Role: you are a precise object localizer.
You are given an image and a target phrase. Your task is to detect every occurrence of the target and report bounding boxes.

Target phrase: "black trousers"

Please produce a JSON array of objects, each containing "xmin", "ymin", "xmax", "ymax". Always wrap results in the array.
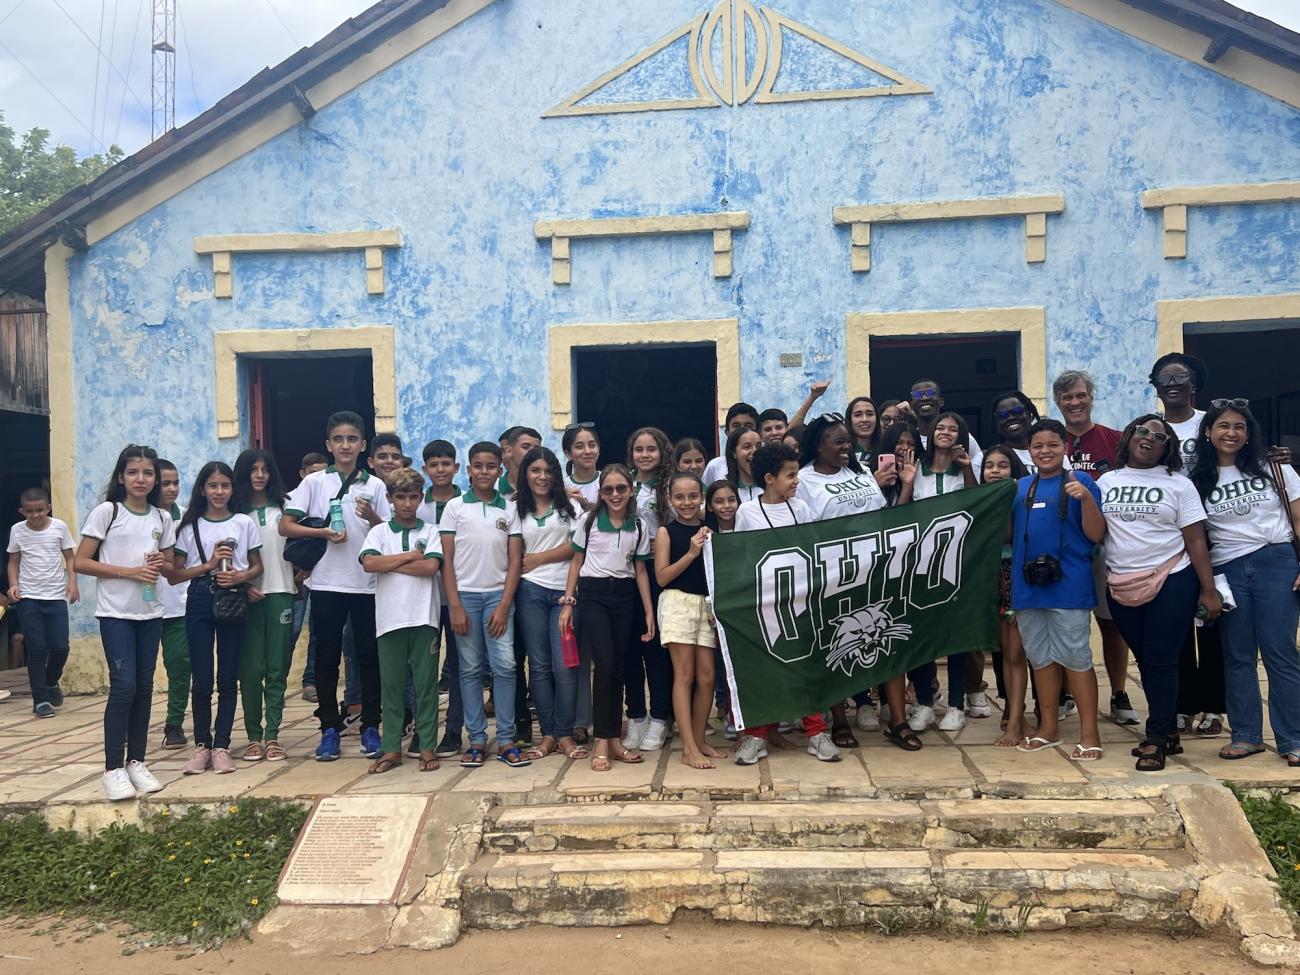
[
  {"xmin": 574, "ymin": 576, "xmax": 637, "ymax": 740},
  {"xmin": 310, "ymin": 591, "xmax": 380, "ymax": 734},
  {"xmin": 1177, "ymin": 620, "xmax": 1226, "ymax": 715}
]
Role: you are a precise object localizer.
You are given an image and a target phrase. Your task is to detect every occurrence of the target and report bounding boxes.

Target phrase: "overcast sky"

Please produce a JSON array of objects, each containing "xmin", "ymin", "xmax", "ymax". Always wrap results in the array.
[{"xmin": 1, "ymin": 0, "xmax": 1298, "ymax": 158}]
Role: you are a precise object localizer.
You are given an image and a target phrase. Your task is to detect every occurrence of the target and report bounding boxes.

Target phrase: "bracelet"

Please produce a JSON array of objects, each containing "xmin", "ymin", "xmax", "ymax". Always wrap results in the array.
[{"xmin": 559, "ymin": 594, "xmax": 576, "ymax": 606}]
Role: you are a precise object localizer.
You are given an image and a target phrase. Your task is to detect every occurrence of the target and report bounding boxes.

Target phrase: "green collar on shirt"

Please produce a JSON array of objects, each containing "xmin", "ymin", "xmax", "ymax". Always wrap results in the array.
[
  {"xmin": 388, "ymin": 518, "xmax": 424, "ymax": 532},
  {"xmin": 169, "ymin": 502, "xmax": 182, "ymax": 520},
  {"xmin": 596, "ymin": 510, "xmax": 637, "ymax": 533},
  {"xmin": 325, "ymin": 465, "xmax": 371, "ymax": 482},
  {"xmin": 529, "ymin": 505, "xmax": 561, "ymax": 525},
  {"xmin": 461, "ymin": 488, "xmax": 507, "ymax": 509},
  {"xmin": 921, "ymin": 462, "xmax": 959, "ymax": 478}
]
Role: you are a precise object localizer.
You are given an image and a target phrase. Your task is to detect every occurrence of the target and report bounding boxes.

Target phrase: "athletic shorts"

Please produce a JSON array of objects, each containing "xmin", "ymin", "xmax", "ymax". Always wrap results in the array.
[
  {"xmin": 1016, "ymin": 608, "xmax": 1093, "ymax": 672},
  {"xmin": 657, "ymin": 589, "xmax": 717, "ymax": 648}
]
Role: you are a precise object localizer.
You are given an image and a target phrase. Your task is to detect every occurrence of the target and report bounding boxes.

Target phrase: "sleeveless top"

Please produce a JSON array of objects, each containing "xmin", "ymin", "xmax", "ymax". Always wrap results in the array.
[{"xmin": 664, "ymin": 521, "xmax": 708, "ymax": 596}]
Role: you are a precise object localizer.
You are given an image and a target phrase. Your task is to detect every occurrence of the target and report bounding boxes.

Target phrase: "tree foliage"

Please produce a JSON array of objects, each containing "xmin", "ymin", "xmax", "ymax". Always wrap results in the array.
[{"xmin": 0, "ymin": 111, "xmax": 124, "ymax": 235}]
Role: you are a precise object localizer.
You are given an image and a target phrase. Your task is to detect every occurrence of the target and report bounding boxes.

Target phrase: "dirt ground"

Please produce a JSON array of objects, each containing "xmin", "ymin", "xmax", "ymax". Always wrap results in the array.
[{"xmin": 1, "ymin": 916, "xmax": 1272, "ymax": 975}]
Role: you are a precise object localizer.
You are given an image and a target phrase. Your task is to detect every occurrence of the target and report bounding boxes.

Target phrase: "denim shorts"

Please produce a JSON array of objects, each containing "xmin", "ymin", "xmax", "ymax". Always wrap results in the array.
[{"xmin": 1016, "ymin": 607, "xmax": 1093, "ymax": 671}]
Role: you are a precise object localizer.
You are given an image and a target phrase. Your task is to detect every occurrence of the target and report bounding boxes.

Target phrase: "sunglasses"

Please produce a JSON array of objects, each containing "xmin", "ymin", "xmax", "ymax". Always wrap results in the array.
[
  {"xmin": 996, "ymin": 405, "xmax": 1028, "ymax": 421},
  {"xmin": 1211, "ymin": 398, "xmax": 1249, "ymax": 410},
  {"xmin": 910, "ymin": 389, "xmax": 940, "ymax": 400},
  {"xmin": 565, "ymin": 421, "xmax": 595, "ymax": 432},
  {"xmin": 1133, "ymin": 425, "xmax": 1171, "ymax": 444},
  {"xmin": 1151, "ymin": 372, "xmax": 1192, "ymax": 388},
  {"xmin": 600, "ymin": 484, "xmax": 631, "ymax": 496}
]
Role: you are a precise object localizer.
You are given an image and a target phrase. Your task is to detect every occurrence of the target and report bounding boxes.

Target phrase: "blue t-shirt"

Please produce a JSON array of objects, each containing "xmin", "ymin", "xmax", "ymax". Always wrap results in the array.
[{"xmin": 1010, "ymin": 471, "xmax": 1101, "ymax": 611}]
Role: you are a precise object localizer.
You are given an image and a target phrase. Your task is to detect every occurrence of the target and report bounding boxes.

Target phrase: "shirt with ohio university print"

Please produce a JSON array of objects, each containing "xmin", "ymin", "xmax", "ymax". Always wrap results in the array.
[
  {"xmin": 285, "ymin": 466, "xmax": 391, "ymax": 594},
  {"xmin": 1204, "ymin": 464, "xmax": 1300, "ymax": 566},
  {"xmin": 796, "ymin": 465, "xmax": 886, "ymax": 522},
  {"xmin": 439, "ymin": 489, "xmax": 520, "ymax": 592}
]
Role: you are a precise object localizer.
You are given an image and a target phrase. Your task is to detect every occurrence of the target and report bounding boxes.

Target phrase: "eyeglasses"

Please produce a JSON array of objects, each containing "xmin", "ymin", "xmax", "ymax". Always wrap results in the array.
[
  {"xmin": 996, "ymin": 405, "xmax": 1027, "ymax": 421},
  {"xmin": 565, "ymin": 421, "xmax": 595, "ymax": 432},
  {"xmin": 600, "ymin": 484, "xmax": 631, "ymax": 496},
  {"xmin": 1151, "ymin": 372, "xmax": 1192, "ymax": 388},
  {"xmin": 1133, "ymin": 425, "xmax": 1171, "ymax": 444},
  {"xmin": 910, "ymin": 389, "xmax": 940, "ymax": 400},
  {"xmin": 1211, "ymin": 398, "xmax": 1249, "ymax": 410}
]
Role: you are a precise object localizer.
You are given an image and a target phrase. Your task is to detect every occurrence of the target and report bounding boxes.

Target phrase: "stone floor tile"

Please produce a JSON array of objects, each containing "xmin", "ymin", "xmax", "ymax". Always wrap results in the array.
[
  {"xmin": 716, "ymin": 849, "xmax": 931, "ymax": 870},
  {"xmin": 55, "ymin": 763, "xmax": 188, "ymax": 801},
  {"xmin": 765, "ymin": 745, "xmax": 873, "ymax": 793},
  {"xmin": 451, "ymin": 755, "xmax": 566, "ymax": 793},
  {"xmin": 557, "ymin": 755, "xmax": 656, "ymax": 797},
  {"xmin": 941, "ymin": 849, "xmax": 1180, "ymax": 871},
  {"xmin": 247, "ymin": 757, "xmax": 369, "ymax": 798},
  {"xmin": 147, "ymin": 759, "xmax": 284, "ymax": 800},
  {"xmin": 0, "ymin": 763, "xmax": 100, "ymax": 802},
  {"xmin": 342, "ymin": 760, "xmax": 468, "ymax": 795},
  {"xmin": 661, "ymin": 753, "xmax": 761, "ymax": 794},
  {"xmin": 964, "ymin": 744, "xmax": 1090, "ymax": 784},
  {"xmin": 864, "ymin": 742, "xmax": 972, "ymax": 786},
  {"xmin": 493, "ymin": 850, "xmax": 707, "ymax": 874}
]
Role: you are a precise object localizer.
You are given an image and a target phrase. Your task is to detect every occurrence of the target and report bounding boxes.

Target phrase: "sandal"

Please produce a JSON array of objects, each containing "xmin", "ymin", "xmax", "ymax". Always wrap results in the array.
[
  {"xmin": 1286, "ymin": 752, "xmax": 1300, "ymax": 768},
  {"xmin": 1134, "ymin": 739, "xmax": 1167, "ymax": 772},
  {"xmin": 559, "ymin": 738, "xmax": 590, "ymax": 760},
  {"xmin": 831, "ymin": 722, "xmax": 860, "ymax": 749},
  {"xmin": 883, "ymin": 722, "xmax": 922, "ymax": 751},
  {"xmin": 1016, "ymin": 736, "xmax": 1062, "ymax": 753},
  {"xmin": 524, "ymin": 736, "xmax": 557, "ymax": 761},
  {"xmin": 418, "ymin": 751, "xmax": 440, "ymax": 772},
  {"xmin": 242, "ymin": 741, "xmax": 264, "ymax": 762},
  {"xmin": 459, "ymin": 746, "xmax": 486, "ymax": 768},
  {"xmin": 573, "ymin": 728, "xmax": 590, "ymax": 746},
  {"xmin": 613, "ymin": 748, "xmax": 643, "ymax": 764},
  {"xmin": 1219, "ymin": 742, "xmax": 1266, "ymax": 760},
  {"xmin": 368, "ymin": 753, "xmax": 402, "ymax": 775},
  {"xmin": 591, "ymin": 754, "xmax": 612, "ymax": 772},
  {"xmin": 1071, "ymin": 744, "xmax": 1104, "ymax": 762},
  {"xmin": 1133, "ymin": 736, "xmax": 1184, "ymax": 758},
  {"xmin": 1195, "ymin": 715, "xmax": 1224, "ymax": 737},
  {"xmin": 264, "ymin": 740, "xmax": 286, "ymax": 762},
  {"xmin": 496, "ymin": 745, "xmax": 532, "ymax": 768}
]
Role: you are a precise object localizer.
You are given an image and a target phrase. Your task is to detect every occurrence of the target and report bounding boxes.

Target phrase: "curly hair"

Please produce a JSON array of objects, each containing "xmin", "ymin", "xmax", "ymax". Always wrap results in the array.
[
  {"xmin": 626, "ymin": 426, "xmax": 674, "ymax": 520},
  {"xmin": 1115, "ymin": 414, "xmax": 1182, "ymax": 473}
]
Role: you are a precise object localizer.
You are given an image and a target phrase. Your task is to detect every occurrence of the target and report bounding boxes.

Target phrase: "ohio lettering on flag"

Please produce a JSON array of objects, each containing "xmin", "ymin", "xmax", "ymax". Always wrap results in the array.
[{"xmin": 704, "ymin": 480, "xmax": 1015, "ymax": 730}]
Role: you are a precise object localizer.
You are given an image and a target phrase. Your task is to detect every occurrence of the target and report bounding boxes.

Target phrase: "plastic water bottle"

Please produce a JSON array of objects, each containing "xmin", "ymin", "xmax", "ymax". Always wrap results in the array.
[
  {"xmin": 141, "ymin": 546, "xmax": 157, "ymax": 603},
  {"xmin": 219, "ymin": 538, "xmax": 236, "ymax": 574},
  {"xmin": 329, "ymin": 498, "xmax": 346, "ymax": 535}
]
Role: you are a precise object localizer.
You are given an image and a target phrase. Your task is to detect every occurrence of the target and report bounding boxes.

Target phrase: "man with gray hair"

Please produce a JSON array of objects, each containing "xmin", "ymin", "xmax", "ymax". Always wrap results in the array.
[{"xmin": 1052, "ymin": 369, "xmax": 1140, "ymax": 726}]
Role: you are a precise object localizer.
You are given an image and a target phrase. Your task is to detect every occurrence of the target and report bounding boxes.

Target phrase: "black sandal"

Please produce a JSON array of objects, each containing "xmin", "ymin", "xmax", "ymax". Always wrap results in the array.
[
  {"xmin": 572, "ymin": 728, "xmax": 590, "ymax": 746},
  {"xmin": 831, "ymin": 722, "xmax": 860, "ymax": 748},
  {"xmin": 1134, "ymin": 739, "xmax": 1166, "ymax": 772},
  {"xmin": 884, "ymin": 722, "xmax": 923, "ymax": 752}
]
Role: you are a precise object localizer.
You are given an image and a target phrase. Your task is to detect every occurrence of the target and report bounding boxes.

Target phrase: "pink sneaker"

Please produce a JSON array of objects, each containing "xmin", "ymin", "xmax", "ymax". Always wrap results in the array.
[
  {"xmin": 210, "ymin": 748, "xmax": 237, "ymax": 774},
  {"xmin": 182, "ymin": 745, "xmax": 211, "ymax": 775}
]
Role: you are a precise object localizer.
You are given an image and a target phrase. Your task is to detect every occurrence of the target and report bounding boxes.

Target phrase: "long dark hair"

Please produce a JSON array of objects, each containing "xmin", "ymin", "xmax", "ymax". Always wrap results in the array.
[
  {"xmin": 704, "ymin": 479, "xmax": 740, "ymax": 532},
  {"xmin": 874, "ymin": 418, "xmax": 921, "ymax": 506},
  {"xmin": 800, "ymin": 415, "xmax": 862, "ymax": 474},
  {"xmin": 583, "ymin": 463, "xmax": 638, "ymax": 537},
  {"xmin": 673, "ymin": 437, "xmax": 708, "ymax": 470},
  {"xmin": 1189, "ymin": 403, "xmax": 1268, "ymax": 502},
  {"xmin": 561, "ymin": 423, "xmax": 600, "ymax": 477},
  {"xmin": 179, "ymin": 461, "xmax": 236, "ymax": 534},
  {"xmin": 514, "ymin": 446, "xmax": 576, "ymax": 522},
  {"xmin": 103, "ymin": 443, "xmax": 162, "ymax": 508},
  {"xmin": 978, "ymin": 444, "xmax": 1029, "ymax": 483},
  {"xmin": 1116, "ymin": 414, "xmax": 1182, "ymax": 473},
  {"xmin": 844, "ymin": 396, "xmax": 881, "ymax": 456},
  {"xmin": 232, "ymin": 448, "xmax": 287, "ymax": 512},
  {"xmin": 626, "ymin": 426, "xmax": 674, "ymax": 519},
  {"xmin": 724, "ymin": 426, "xmax": 762, "ymax": 487},
  {"xmin": 923, "ymin": 411, "xmax": 972, "ymax": 469}
]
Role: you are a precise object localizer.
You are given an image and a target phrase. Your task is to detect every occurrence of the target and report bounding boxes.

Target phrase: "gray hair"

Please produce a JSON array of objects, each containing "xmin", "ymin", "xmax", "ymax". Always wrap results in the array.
[{"xmin": 1052, "ymin": 369, "xmax": 1096, "ymax": 403}]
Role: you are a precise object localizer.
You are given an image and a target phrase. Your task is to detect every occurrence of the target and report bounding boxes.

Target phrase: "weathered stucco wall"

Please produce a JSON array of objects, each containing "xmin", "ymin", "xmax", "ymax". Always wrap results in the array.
[{"xmin": 58, "ymin": 0, "xmax": 1300, "ymax": 654}]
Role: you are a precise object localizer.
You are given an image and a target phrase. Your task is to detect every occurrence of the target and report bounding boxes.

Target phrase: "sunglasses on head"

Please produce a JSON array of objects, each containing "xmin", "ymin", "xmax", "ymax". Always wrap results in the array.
[
  {"xmin": 996, "ymin": 405, "xmax": 1027, "ymax": 420},
  {"xmin": 125, "ymin": 443, "xmax": 158, "ymax": 458},
  {"xmin": 816, "ymin": 412, "xmax": 845, "ymax": 424},
  {"xmin": 1211, "ymin": 398, "xmax": 1249, "ymax": 410},
  {"xmin": 1133, "ymin": 425, "xmax": 1170, "ymax": 444},
  {"xmin": 565, "ymin": 421, "xmax": 595, "ymax": 432},
  {"xmin": 600, "ymin": 484, "xmax": 630, "ymax": 496},
  {"xmin": 1151, "ymin": 372, "xmax": 1192, "ymax": 388},
  {"xmin": 911, "ymin": 389, "xmax": 940, "ymax": 400}
]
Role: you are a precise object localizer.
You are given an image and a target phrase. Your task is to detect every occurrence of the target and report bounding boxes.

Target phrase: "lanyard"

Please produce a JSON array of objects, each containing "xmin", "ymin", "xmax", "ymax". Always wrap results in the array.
[{"xmin": 759, "ymin": 501, "xmax": 799, "ymax": 528}]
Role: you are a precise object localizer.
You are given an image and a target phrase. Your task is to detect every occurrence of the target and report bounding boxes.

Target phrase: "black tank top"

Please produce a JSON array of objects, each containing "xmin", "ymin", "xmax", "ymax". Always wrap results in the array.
[{"xmin": 664, "ymin": 520, "xmax": 709, "ymax": 595}]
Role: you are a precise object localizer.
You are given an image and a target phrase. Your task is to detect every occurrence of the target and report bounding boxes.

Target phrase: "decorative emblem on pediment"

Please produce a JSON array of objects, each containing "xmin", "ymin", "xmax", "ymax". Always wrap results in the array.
[{"xmin": 544, "ymin": 0, "xmax": 932, "ymax": 118}]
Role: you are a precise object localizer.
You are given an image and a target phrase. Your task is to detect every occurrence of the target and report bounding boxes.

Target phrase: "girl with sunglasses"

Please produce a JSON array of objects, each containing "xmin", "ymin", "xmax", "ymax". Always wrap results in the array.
[
  {"xmin": 1187, "ymin": 399, "xmax": 1300, "ymax": 767},
  {"xmin": 1098, "ymin": 415, "xmax": 1220, "ymax": 771},
  {"xmin": 558, "ymin": 465, "xmax": 654, "ymax": 772},
  {"xmin": 993, "ymin": 391, "xmax": 1043, "ymax": 472}
]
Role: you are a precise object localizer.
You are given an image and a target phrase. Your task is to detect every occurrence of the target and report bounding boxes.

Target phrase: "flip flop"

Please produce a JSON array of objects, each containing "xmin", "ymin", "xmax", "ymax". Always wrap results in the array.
[
  {"xmin": 564, "ymin": 744, "xmax": 590, "ymax": 760},
  {"xmin": 1218, "ymin": 742, "xmax": 1266, "ymax": 760},
  {"xmin": 368, "ymin": 754, "xmax": 402, "ymax": 775},
  {"xmin": 496, "ymin": 745, "xmax": 532, "ymax": 768},
  {"xmin": 459, "ymin": 746, "xmax": 486, "ymax": 768},
  {"xmin": 418, "ymin": 753, "xmax": 440, "ymax": 772},
  {"xmin": 524, "ymin": 737, "xmax": 557, "ymax": 761},
  {"xmin": 1070, "ymin": 744, "xmax": 1104, "ymax": 762},
  {"xmin": 1016, "ymin": 736, "xmax": 1062, "ymax": 753},
  {"xmin": 613, "ymin": 749, "xmax": 644, "ymax": 764}
]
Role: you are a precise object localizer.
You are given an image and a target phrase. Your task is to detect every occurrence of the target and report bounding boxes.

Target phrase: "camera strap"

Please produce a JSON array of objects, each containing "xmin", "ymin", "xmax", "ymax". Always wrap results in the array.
[{"xmin": 1022, "ymin": 474, "xmax": 1068, "ymax": 558}]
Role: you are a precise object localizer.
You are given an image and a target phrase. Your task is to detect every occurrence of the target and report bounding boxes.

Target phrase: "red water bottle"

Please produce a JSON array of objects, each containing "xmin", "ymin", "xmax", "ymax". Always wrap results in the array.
[{"xmin": 560, "ymin": 622, "xmax": 580, "ymax": 669}]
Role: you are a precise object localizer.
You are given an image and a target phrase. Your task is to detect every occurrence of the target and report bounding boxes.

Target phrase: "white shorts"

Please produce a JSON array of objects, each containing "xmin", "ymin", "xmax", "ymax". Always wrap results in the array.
[{"xmin": 657, "ymin": 589, "xmax": 717, "ymax": 648}]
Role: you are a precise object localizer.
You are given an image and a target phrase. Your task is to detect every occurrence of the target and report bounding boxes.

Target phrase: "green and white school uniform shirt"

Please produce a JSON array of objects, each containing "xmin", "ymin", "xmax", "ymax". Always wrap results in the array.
[
  {"xmin": 417, "ymin": 488, "xmax": 454, "ymax": 529},
  {"xmin": 911, "ymin": 463, "xmax": 970, "ymax": 500},
  {"xmin": 563, "ymin": 473, "xmax": 600, "ymax": 509},
  {"xmin": 439, "ymin": 490, "xmax": 521, "ymax": 593},
  {"xmin": 572, "ymin": 511, "xmax": 651, "ymax": 579},
  {"xmin": 247, "ymin": 504, "xmax": 294, "ymax": 596},
  {"xmin": 796, "ymin": 465, "xmax": 886, "ymax": 521},
  {"xmin": 634, "ymin": 479, "xmax": 667, "ymax": 536},
  {"xmin": 80, "ymin": 501, "xmax": 176, "ymax": 620},
  {"xmin": 359, "ymin": 519, "xmax": 443, "ymax": 637},
  {"xmin": 509, "ymin": 504, "xmax": 577, "ymax": 591},
  {"xmin": 175, "ymin": 513, "xmax": 261, "ymax": 573},
  {"xmin": 285, "ymin": 466, "xmax": 391, "ymax": 594},
  {"xmin": 1098, "ymin": 466, "xmax": 1206, "ymax": 574},
  {"xmin": 1203, "ymin": 464, "xmax": 1300, "ymax": 566},
  {"xmin": 159, "ymin": 504, "xmax": 187, "ymax": 620}
]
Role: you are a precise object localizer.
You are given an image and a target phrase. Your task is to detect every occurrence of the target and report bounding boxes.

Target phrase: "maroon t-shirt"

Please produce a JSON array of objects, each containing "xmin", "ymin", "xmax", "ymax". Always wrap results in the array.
[{"xmin": 1068, "ymin": 424, "xmax": 1121, "ymax": 476}]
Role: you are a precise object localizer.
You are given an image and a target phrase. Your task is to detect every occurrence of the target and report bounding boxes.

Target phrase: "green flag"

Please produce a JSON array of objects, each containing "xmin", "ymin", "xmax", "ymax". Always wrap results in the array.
[{"xmin": 705, "ymin": 480, "xmax": 1015, "ymax": 730}]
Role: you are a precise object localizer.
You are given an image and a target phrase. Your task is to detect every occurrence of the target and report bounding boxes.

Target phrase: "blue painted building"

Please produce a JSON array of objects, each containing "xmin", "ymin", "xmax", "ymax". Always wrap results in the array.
[{"xmin": 1, "ymin": 0, "xmax": 1298, "ymax": 677}]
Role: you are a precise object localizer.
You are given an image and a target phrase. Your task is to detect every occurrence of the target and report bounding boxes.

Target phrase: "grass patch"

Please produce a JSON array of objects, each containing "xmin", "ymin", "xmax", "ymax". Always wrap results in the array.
[
  {"xmin": 0, "ymin": 799, "xmax": 307, "ymax": 947},
  {"xmin": 1237, "ymin": 792, "xmax": 1300, "ymax": 916}
]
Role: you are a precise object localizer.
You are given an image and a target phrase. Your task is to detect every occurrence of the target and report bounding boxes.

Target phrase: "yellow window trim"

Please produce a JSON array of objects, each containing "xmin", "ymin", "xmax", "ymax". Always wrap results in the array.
[
  {"xmin": 1156, "ymin": 293, "xmax": 1300, "ymax": 357},
  {"xmin": 534, "ymin": 212, "xmax": 750, "ymax": 284},
  {"xmin": 548, "ymin": 318, "xmax": 740, "ymax": 430},
  {"xmin": 193, "ymin": 229, "xmax": 404, "ymax": 298},
  {"xmin": 1140, "ymin": 180, "xmax": 1300, "ymax": 259},
  {"xmin": 214, "ymin": 326, "xmax": 397, "ymax": 439},
  {"xmin": 844, "ymin": 306, "xmax": 1048, "ymax": 406}
]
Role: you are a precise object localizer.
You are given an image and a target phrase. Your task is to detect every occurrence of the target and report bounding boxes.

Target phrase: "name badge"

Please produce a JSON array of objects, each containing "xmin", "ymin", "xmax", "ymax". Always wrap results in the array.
[{"xmin": 1032, "ymin": 501, "xmax": 1048, "ymax": 509}]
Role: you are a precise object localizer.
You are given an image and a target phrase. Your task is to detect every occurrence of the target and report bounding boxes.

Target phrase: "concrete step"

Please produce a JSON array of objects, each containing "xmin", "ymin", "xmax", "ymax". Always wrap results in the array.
[
  {"xmin": 482, "ymin": 797, "xmax": 1184, "ymax": 853},
  {"xmin": 460, "ymin": 845, "xmax": 1201, "ymax": 931}
]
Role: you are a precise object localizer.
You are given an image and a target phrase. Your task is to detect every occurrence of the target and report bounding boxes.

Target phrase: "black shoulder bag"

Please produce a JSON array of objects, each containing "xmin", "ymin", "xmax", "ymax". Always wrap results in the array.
[
  {"xmin": 194, "ymin": 530, "xmax": 248, "ymax": 625},
  {"xmin": 283, "ymin": 469, "xmax": 361, "ymax": 571}
]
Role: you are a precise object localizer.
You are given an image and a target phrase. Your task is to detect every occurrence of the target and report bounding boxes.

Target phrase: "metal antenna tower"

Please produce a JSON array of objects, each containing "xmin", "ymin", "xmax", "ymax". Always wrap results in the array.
[{"xmin": 151, "ymin": 0, "xmax": 176, "ymax": 139}]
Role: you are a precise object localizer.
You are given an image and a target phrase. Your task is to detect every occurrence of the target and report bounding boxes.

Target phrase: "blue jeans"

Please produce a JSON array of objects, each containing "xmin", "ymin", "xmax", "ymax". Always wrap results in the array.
[
  {"xmin": 186, "ymin": 581, "xmax": 244, "ymax": 751},
  {"xmin": 1219, "ymin": 543, "xmax": 1300, "ymax": 755},
  {"xmin": 17, "ymin": 598, "xmax": 69, "ymax": 705},
  {"xmin": 99, "ymin": 616, "xmax": 162, "ymax": 769},
  {"xmin": 455, "ymin": 590, "xmax": 517, "ymax": 744},
  {"xmin": 516, "ymin": 579, "xmax": 572, "ymax": 738}
]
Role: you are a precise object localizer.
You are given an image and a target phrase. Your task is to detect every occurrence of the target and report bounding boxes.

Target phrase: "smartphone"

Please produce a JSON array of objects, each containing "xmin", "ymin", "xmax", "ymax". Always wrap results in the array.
[{"xmin": 878, "ymin": 454, "xmax": 896, "ymax": 474}]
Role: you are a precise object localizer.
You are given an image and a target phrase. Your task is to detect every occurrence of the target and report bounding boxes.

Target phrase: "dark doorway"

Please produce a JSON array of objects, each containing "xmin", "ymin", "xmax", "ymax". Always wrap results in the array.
[
  {"xmin": 1184, "ymin": 323, "xmax": 1300, "ymax": 456},
  {"xmin": 247, "ymin": 354, "xmax": 375, "ymax": 487},
  {"xmin": 0, "ymin": 410, "xmax": 49, "ymax": 668},
  {"xmin": 869, "ymin": 335, "xmax": 1020, "ymax": 446},
  {"xmin": 573, "ymin": 344, "xmax": 718, "ymax": 467}
]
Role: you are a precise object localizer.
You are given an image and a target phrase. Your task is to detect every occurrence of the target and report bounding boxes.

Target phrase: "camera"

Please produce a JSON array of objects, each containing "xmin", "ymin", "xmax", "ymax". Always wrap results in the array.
[{"xmin": 1023, "ymin": 553, "xmax": 1063, "ymax": 585}]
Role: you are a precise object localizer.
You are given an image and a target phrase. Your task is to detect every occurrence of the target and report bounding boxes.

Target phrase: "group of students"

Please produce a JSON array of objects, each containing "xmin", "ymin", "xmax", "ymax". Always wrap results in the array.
[{"xmin": 4, "ymin": 350, "xmax": 1296, "ymax": 800}]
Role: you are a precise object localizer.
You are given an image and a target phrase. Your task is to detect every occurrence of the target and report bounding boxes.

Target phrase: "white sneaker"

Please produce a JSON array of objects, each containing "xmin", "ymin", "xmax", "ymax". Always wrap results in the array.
[
  {"xmin": 777, "ymin": 721, "xmax": 798, "ymax": 733},
  {"xmin": 966, "ymin": 691, "xmax": 992, "ymax": 718},
  {"xmin": 855, "ymin": 704, "xmax": 879, "ymax": 731},
  {"xmin": 639, "ymin": 718, "xmax": 669, "ymax": 751},
  {"xmin": 1059, "ymin": 697, "xmax": 1079, "ymax": 720},
  {"xmin": 806, "ymin": 731, "xmax": 842, "ymax": 762},
  {"xmin": 101, "ymin": 768, "xmax": 136, "ymax": 801},
  {"xmin": 723, "ymin": 720, "xmax": 738, "ymax": 741},
  {"xmin": 125, "ymin": 760, "xmax": 163, "ymax": 794},
  {"xmin": 907, "ymin": 705, "xmax": 936, "ymax": 732},
  {"xmin": 939, "ymin": 707, "xmax": 967, "ymax": 732},
  {"xmin": 734, "ymin": 734, "xmax": 768, "ymax": 765},
  {"xmin": 621, "ymin": 716, "xmax": 650, "ymax": 751}
]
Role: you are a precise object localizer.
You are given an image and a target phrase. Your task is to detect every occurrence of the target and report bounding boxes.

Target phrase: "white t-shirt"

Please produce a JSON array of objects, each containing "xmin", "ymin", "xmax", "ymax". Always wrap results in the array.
[
  {"xmin": 970, "ymin": 446, "xmax": 1070, "ymax": 477},
  {"xmin": 1098, "ymin": 466, "xmax": 1206, "ymax": 574},
  {"xmin": 6, "ymin": 517, "xmax": 74, "ymax": 601},
  {"xmin": 439, "ymin": 490, "xmax": 520, "ymax": 593},
  {"xmin": 702, "ymin": 456, "xmax": 728, "ymax": 485},
  {"xmin": 359, "ymin": 520, "xmax": 443, "ymax": 636},
  {"xmin": 1203, "ymin": 464, "xmax": 1300, "ymax": 565},
  {"xmin": 510, "ymin": 504, "xmax": 577, "ymax": 590},
  {"xmin": 797, "ymin": 466, "xmax": 885, "ymax": 521},
  {"xmin": 285, "ymin": 467, "xmax": 391, "ymax": 594},
  {"xmin": 563, "ymin": 473, "xmax": 600, "ymax": 510},
  {"xmin": 175, "ymin": 513, "xmax": 261, "ymax": 573},
  {"xmin": 1165, "ymin": 410, "xmax": 1206, "ymax": 468},
  {"xmin": 159, "ymin": 505, "xmax": 187, "ymax": 619},
  {"xmin": 633, "ymin": 479, "xmax": 668, "ymax": 537},
  {"xmin": 572, "ymin": 511, "xmax": 651, "ymax": 579},
  {"xmin": 80, "ymin": 501, "xmax": 176, "ymax": 620},
  {"xmin": 735, "ymin": 496, "xmax": 814, "ymax": 532},
  {"xmin": 911, "ymin": 463, "xmax": 972, "ymax": 501},
  {"xmin": 247, "ymin": 505, "xmax": 294, "ymax": 596}
]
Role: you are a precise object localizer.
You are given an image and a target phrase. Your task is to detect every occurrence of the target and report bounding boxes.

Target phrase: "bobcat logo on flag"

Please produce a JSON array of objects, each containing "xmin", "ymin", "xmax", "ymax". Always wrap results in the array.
[{"xmin": 825, "ymin": 601, "xmax": 912, "ymax": 677}]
